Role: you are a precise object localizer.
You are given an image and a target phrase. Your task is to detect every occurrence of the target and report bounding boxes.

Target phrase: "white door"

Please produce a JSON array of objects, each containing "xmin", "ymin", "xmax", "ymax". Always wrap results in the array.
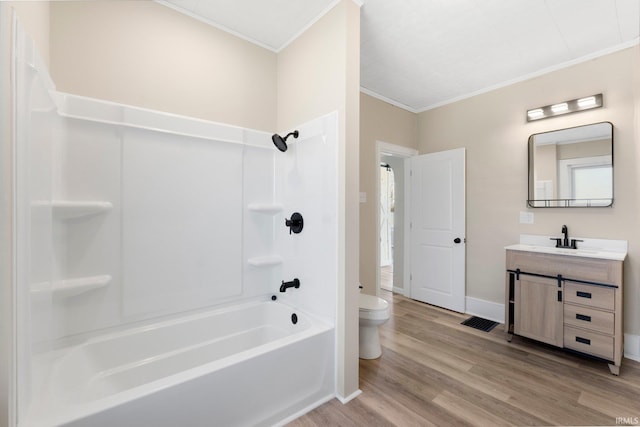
[{"xmin": 409, "ymin": 148, "xmax": 465, "ymax": 312}]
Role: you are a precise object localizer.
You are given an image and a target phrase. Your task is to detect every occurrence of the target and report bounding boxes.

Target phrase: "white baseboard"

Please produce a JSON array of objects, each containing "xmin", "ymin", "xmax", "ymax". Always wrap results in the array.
[
  {"xmin": 465, "ymin": 296, "xmax": 505, "ymax": 324},
  {"xmin": 625, "ymin": 333, "xmax": 640, "ymax": 362},
  {"xmin": 336, "ymin": 389, "xmax": 362, "ymax": 404},
  {"xmin": 392, "ymin": 286, "xmax": 404, "ymax": 294},
  {"xmin": 274, "ymin": 393, "xmax": 336, "ymax": 426}
]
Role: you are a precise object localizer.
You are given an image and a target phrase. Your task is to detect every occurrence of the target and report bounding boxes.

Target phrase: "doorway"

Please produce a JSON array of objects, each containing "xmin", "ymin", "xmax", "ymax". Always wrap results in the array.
[
  {"xmin": 379, "ymin": 158, "xmax": 394, "ymax": 291},
  {"xmin": 375, "ymin": 142, "xmax": 417, "ymax": 296}
]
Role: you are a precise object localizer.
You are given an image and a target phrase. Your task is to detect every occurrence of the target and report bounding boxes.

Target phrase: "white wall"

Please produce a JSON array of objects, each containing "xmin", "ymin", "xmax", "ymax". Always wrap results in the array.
[
  {"xmin": 275, "ymin": 112, "xmax": 339, "ymax": 322},
  {"xmin": 1, "ymin": 4, "xmax": 51, "ymax": 425},
  {"xmin": 25, "ymin": 92, "xmax": 294, "ymax": 341}
]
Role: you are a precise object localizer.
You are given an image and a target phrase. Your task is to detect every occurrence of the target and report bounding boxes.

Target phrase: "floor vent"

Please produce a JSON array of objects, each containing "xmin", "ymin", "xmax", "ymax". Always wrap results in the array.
[{"xmin": 461, "ymin": 316, "xmax": 498, "ymax": 332}]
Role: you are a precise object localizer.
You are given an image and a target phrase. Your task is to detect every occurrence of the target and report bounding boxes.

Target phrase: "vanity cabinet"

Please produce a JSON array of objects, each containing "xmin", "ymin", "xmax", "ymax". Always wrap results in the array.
[
  {"xmin": 513, "ymin": 274, "xmax": 563, "ymax": 347},
  {"xmin": 505, "ymin": 249, "xmax": 624, "ymax": 375}
]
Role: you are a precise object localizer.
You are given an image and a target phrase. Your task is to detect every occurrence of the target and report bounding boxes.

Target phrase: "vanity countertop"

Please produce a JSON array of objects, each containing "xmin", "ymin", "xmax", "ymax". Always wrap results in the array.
[
  {"xmin": 506, "ymin": 234, "xmax": 627, "ymax": 261},
  {"xmin": 505, "ymin": 244, "xmax": 626, "ymax": 261}
]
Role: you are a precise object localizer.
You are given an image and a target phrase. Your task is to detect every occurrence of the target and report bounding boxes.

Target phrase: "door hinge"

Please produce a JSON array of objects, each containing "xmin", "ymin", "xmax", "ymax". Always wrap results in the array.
[{"xmin": 410, "ymin": 169, "xmax": 413, "ymax": 177}]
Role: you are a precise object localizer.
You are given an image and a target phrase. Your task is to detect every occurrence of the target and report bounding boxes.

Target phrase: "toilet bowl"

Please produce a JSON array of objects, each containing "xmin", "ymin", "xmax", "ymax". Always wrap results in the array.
[{"xmin": 359, "ymin": 293, "xmax": 390, "ymax": 359}]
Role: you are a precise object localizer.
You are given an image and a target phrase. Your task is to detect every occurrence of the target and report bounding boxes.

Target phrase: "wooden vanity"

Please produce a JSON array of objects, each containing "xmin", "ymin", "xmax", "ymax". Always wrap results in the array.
[{"xmin": 505, "ymin": 242, "xmax": 626, "ymax": 375}]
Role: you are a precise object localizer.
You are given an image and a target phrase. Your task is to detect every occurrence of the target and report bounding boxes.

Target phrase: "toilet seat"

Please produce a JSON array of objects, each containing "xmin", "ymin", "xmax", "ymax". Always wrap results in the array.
[
  {"xmin": 359, "ymin": 293, "xmax": 388, "ymax": 311},
  {"xmin": 359, "ymin": 294, "xmax": 389, "ymax": 320}
]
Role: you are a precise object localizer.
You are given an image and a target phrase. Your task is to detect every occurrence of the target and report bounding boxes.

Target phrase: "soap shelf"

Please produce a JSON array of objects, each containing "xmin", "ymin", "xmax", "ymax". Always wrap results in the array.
[
  {"xmin": 247, "ymin": 255, "xmax": 283, "ymax": 267},
  {"xmin": 31, "ymin": 274, "xmax": 112, "ymax": 299},
  {"xmin": 49, "ymin": 201, "xmax": 113, "ymax": 219},
  {"xmin": 247, "ymin": 203, "xmax": 283, "ymax": 215}
]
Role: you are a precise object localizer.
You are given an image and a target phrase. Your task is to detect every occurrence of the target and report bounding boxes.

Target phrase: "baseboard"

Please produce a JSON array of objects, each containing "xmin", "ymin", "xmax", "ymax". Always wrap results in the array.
[
  {"xmin": 336, "ymin": 389, "xmax": 362, "ymax": 404},
  {"xmin": 625, "ymin": 333, "xmax": 640, "ymax": 362},
  {"xmin": 274, "ymin": 393, "xmax": 336, "ymax": 426},
  {"xmin": 465, "ymin": 296, "xmax": 505, "ymax": 324},
  {"xmin": 392, "ymin": 286, "xmax": 404, "ymax": 294}
]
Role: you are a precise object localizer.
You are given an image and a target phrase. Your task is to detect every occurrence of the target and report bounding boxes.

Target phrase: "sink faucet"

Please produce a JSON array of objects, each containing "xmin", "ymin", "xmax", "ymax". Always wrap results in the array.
[
  {"xmin": 280, "ymin": 278, "xmax": 300, "ymax": 293},
  {"xmin": 550, "ymin": 225, "xmax": 582, "ymax": 249}
]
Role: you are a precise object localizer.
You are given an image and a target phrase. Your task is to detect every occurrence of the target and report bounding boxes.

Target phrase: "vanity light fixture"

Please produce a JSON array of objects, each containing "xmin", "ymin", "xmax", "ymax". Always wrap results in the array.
[
  {"xmin": 527, "ymin": 108, "xmax": 544, "ymax": 120},
  {"xmin": 551, "ymin": 102, "xmax": 568, "ymax": 114},
  {"xmin": 577, "ymin": 96, "xmax": 597, "ymax": 108},
  {"xmin": 526, "ymin": 93, "xmax": 603, "ymax": 122}
]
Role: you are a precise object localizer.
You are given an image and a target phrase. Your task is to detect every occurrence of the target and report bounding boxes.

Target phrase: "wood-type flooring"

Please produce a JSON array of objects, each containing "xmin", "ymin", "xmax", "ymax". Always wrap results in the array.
[{"xmin": 288, "ymin": 291, "xmax": 640, "ymax": 426}]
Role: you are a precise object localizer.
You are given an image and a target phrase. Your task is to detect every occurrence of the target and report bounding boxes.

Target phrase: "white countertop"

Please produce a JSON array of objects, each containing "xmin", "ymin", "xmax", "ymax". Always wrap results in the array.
[{"xmin": 505, "ymin": 234, "xmax": 627, "ymax": 261}]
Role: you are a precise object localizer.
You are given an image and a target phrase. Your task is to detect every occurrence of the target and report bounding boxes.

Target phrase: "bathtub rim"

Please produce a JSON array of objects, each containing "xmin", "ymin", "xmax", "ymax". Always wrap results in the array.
[{"xmin": 24, "ymin": 297, "xmax": 335, "ymax": 427}]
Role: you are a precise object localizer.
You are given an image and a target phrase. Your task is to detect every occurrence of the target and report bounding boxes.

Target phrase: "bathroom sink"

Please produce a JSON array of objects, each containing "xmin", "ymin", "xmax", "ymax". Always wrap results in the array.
[{"xmin": 505, "ymin": 244, "xmax": 626, "ymax": 261}]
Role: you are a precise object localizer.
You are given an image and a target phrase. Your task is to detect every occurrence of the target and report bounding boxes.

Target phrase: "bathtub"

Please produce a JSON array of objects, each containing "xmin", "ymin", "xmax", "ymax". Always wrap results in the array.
[{"xmin": 24, "ymin": 299, "xmax": 335, "ymax": 427}]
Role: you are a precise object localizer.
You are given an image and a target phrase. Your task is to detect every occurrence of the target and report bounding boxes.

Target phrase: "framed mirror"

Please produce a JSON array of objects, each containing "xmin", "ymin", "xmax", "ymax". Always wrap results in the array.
[{"xmin": 528, "ymin": 122, "xmax": 613, "ymax": 208}]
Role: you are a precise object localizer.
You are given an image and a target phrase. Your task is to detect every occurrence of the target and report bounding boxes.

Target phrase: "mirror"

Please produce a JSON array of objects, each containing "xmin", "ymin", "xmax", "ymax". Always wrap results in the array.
[{"xmin": 528, "ymin": 122, "xmax": 613, "ymax": 208}]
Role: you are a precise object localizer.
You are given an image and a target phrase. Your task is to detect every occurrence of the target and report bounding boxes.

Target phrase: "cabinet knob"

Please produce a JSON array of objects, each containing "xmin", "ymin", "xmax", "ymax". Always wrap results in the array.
[{"xmin": 454, "ymin": 237, "xmax": 462, "ymax": 244}]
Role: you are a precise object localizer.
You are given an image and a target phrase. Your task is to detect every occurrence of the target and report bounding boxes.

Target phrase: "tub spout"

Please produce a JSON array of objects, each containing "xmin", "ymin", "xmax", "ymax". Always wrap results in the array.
[{"xmin": 280, "ymin": 278, "xmax": 300, "ymax": 292}]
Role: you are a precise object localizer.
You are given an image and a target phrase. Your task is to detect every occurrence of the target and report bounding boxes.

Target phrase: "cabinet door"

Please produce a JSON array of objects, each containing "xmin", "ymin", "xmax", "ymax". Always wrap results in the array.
[{"xmin": 514, "ymin": 275, "xmax": 563, "ymax": 347}]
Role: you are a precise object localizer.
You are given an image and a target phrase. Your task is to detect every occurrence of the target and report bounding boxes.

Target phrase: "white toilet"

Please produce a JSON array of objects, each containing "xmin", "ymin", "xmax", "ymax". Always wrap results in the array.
[{"xmin": 358, "ymin": 292, "xmax": 390, "ymax": 359}]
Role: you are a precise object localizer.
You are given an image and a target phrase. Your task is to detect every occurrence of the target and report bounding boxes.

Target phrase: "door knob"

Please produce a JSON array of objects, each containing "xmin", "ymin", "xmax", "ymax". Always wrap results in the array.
[{"xmin": 454, "ymin": 237, "xmax": 462, "ymax": 244}]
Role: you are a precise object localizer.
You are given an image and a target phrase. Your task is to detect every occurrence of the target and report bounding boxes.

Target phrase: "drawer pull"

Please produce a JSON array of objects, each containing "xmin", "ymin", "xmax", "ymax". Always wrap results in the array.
[
  {"xmin": 575, "ymin": 336, "xmax": 591, "ymax": 345},
  {"xmin": 576, "ymin": 314, "xmax": 592, "ymax": 322},
  {"xmin": 576, "ymin": 291, "xmax": 592, "ymax": 299}
]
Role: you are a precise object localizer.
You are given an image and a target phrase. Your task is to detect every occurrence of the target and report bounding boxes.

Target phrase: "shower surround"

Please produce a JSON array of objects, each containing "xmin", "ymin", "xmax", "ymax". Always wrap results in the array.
[{"xmin": 14, "ymin": 23, "xmax": 338, "ymax": 426}]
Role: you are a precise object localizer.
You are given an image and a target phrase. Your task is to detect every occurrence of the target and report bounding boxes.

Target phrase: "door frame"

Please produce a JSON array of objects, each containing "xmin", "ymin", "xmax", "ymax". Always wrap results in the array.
[{"xmin": 375, "ymin": 141, "xmax": 417, "ymax": 296}]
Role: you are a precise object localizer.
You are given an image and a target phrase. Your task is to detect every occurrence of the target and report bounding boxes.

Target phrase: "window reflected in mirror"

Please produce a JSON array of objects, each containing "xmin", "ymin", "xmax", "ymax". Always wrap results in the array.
[{"xmin": 528, "ymin": 122, "xmax": 613, "ymax": 208}]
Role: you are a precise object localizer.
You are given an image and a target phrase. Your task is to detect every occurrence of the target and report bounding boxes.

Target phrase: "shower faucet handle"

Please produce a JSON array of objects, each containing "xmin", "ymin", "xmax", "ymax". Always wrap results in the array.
[{"xmin": 285, "ymin": 212, "xmax": 304, "ymax": 234}]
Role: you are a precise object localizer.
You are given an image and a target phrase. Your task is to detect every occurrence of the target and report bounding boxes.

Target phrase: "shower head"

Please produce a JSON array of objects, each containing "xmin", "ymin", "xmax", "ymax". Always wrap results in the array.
[{"xmin": 271, "ymin": 130, "xmax": 299, "ymax": 152}]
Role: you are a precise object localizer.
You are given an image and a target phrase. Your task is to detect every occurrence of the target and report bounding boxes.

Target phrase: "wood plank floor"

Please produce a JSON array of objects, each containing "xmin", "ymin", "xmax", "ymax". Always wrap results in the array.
[
  {"xmin": 381, "ymin": 265, "xmax": 393, "ymax": 291},
  {"xmin": 288, "ymin": 291, "xmax": 640, "ymax": 426}
]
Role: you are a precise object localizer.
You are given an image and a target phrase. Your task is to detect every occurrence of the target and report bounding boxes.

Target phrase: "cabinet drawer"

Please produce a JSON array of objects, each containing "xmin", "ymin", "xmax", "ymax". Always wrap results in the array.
[
  {"xmin": 564, "ymin": 326, "xmax": 614, "ymax": 361},
  {"xmin": 564, "ymin": 304, "xmax": 614, "ymax": 335},
  {"xmin": 564, "ymin": 282, "xmax": 615, "ymax": 311},
  {"xmin": 506, "ymin": 250, "xmax": 622, "ymax": 286}
]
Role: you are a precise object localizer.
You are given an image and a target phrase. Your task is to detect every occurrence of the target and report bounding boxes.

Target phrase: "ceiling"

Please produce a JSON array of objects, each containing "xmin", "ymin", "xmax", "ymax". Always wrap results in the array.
[{"xmin": 160, "ymin": 0, "xmax": 640, "ymax": 113}]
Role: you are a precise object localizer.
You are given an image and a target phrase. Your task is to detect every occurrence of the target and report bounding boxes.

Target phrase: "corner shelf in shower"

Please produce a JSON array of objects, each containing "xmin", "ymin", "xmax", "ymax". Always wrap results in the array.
[
  {"xmin": 247, "ymin": 203, "xmax": 283, "ymax": 215},
  {"xmin": 51, "ymin": 201, "xmax": 113, "ymax": 219},
  {"xmin": 31, "ymin": 274, "xmax": 112, "ymax": 299},
  {"xmin": 247, "ymin": 255, "xmax": 283, "ymax": 267}
]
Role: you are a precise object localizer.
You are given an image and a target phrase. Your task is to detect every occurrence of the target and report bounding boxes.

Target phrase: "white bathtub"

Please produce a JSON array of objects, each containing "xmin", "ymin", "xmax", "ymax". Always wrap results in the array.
[{"xmin": 24, "ymin": 299, "xmax": 335, "ymax": 427}]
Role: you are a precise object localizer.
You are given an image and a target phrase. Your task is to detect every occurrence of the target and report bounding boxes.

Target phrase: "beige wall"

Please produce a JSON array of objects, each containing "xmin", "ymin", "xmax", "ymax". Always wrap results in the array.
[
  {"xmin": 418, "ymin": 47, "xmax": 640, "ymax": 335},
  {"xmin": 50, "ymin": 1, "xmax": 276, "ymax": 131},
  {"xmin": 359, "ymin": 93, "xmax": 418, "ymax": 295},
  {"xmin": 8, "ymin": 1, "xmax": 50, "ymax": 66},
  {"xmin": 557, "ymin": 138, "xmax": 609, "ymax": 159},
  {"xmin": 278, "ymin": 0, "xmax": 361, "ymax": 400}
]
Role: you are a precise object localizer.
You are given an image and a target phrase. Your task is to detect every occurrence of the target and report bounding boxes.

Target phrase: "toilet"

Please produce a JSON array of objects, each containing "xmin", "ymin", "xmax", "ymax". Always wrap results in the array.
[{"xmin": 358, "ymin": 292, "xmax": 390, "ymax": 359}]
